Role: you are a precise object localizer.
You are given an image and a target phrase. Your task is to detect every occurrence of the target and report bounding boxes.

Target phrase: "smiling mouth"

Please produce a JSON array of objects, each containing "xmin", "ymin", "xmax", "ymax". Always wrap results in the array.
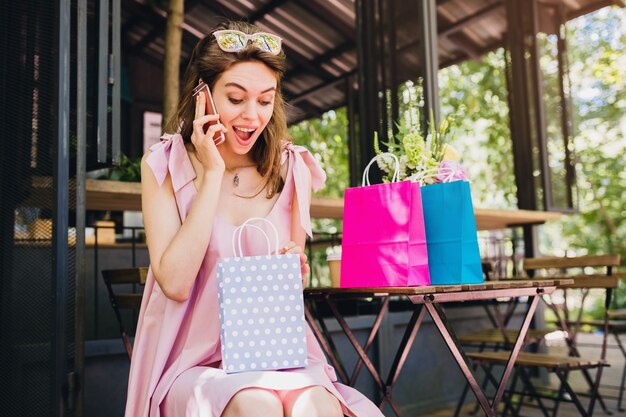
[{"xmin": 233, "ymin": 126, "xmax": 257, "ymax": 142}]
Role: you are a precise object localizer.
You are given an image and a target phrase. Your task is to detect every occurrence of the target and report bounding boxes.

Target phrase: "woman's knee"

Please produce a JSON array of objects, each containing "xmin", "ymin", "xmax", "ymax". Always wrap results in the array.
[
  {"xmin": 289, "ymin": 386, "xmax": 343, "ymax": 417},
  {"xmin": 222, "ymin": 388, "xmax": 282, "ymax": 417}
]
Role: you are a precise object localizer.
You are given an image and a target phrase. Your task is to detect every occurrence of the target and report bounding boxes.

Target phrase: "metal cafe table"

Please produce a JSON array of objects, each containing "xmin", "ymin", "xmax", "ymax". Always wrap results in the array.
[{"xmin": 304, "ymin": 279, "xmax": 572, "ymax": 417}]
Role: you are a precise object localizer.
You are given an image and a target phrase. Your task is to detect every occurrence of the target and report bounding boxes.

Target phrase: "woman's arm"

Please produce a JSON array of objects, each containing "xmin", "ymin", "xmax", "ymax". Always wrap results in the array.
[
  {"xmin": 142, "ymin": 154, "xmax": 223, "ymax": 301},
  {"xmin": 143, "ymin": 94, "xmax": 227, "ymax": 301}
]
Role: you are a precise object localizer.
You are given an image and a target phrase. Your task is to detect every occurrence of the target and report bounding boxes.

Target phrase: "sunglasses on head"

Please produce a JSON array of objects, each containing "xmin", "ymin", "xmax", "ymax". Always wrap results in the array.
[{"xmin": 213, "ymin": 30, "xmax": 282, "ymax": 56}]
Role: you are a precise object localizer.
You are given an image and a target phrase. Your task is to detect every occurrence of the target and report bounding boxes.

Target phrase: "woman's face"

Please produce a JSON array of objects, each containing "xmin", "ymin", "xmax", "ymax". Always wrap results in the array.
[{"xmin": 212, "ymin": 61, "xmax": 277, "ymax": 156}]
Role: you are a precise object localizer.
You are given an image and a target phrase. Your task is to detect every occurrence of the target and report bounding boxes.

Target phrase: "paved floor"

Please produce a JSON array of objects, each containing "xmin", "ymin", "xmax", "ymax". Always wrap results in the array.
[{"xmin": 423, "ymin": 332, "xmax": 625, "ymax": 417}]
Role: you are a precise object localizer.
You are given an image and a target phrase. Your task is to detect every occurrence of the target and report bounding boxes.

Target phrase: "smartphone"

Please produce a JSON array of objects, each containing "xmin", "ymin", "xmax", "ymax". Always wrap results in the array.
[{"xmin": 192, "ymin": 80, "xmax": 225, "ymax": 146}]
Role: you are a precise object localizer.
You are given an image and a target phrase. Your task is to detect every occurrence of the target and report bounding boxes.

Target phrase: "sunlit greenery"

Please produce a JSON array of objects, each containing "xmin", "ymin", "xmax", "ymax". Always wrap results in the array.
[
  {"xmin": 289, "ymin": 110, "xmax": 349, "ymax": 286},
  {"xmin": 289, "ymin": 6, "xmax": 625, "ymax": 293},
  {"xmin": 439, "ymin": 50, "xmax": 517, "ymax": 209}
]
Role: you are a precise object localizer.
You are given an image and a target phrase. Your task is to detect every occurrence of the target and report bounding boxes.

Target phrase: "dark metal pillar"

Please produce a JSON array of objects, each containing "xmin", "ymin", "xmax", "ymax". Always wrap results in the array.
[
  {"xmin": 75, "ymin": 0, "xmax": 88, "ymax": 414},
  {"xmin": 505, "ymin": 0, "xmax": 576, "ymax": 213},
  {"xmin": 54, "ymin": 0, "xmax": 71, "ymax": 412},
  {"xmin": 354, "ymin": 0, "xmax": 440, "ymax": 183},
  {"xmin": 355, "ymin": 0, "xmax": 380, "ymax": 185},
  {"xmin": 419, "ymin": 0, "xmax": 440, "ymax": 128},
  {"xmin": 112, "ymin": 0, "xmax": 121, "ymax": 165},
  {"xmin": 97, "ymin": 0, "xmax": 110, "ymax": 162},
  {"xmin": 505, "ymin": 0, "xmax": 538, "ymax": 212},
  {"xmin": 505, "ymin": 0, "xmax": 545, "ymax": 265},
  {"xmin": 346, "ymin": 75, "xmax": 360, "ymax": 187}
]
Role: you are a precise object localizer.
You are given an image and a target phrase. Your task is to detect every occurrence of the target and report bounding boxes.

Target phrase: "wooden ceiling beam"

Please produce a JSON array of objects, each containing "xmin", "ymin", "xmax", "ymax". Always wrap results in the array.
[
  {"xmin": 129, "ymin": 0, "xmax": 202, "ymax": 53},
  {"xmin": 248, "ymin": 0, "xmax": 290, "ymax": 23},
  {"xmin": 441, "ymin": 39, "xmax": 505, "ymax": 68},
  {"xmin": 284, "ymin": 40, "xmax": 354, "ymax": 82},
  {"xmin": 290, "ymin": 71, "xmax": 354, "ymax": 104},
  {"xmin": 447, "ymin": 32, "xmax": 482, "ymax": 60},
  {"xmin": 438, "ymin": 0, "xmax": 504, "ymax": 38},
  {"xmin": 288, "ymin": 100, "xmax": 327, "ymax": 124},
  {"xmin": 565, "ymin": 0, "xmax": 624, "ymax": 21},
  {"xmin": 292, "ymin": 0, "xmax": 355, "ymax": 40}
]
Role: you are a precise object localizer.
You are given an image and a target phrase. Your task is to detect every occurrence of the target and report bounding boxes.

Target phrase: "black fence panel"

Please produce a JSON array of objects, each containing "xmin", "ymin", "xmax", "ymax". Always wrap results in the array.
[{"xmin": 0, "ymin": 0, "xmax": 76, "ymax": 415}]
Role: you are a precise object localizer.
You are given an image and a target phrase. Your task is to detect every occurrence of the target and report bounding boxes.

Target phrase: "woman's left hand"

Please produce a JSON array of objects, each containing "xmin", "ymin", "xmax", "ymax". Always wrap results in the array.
[{"xmin": 279, "ymin": 241, "xmax": 310, "ymax": 287}]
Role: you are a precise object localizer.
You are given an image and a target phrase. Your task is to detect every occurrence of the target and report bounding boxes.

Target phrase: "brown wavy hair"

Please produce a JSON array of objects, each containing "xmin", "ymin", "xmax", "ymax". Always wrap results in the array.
[{"xmin": 166, "ymin": 21, "xmax": 289, "ymax": 198}]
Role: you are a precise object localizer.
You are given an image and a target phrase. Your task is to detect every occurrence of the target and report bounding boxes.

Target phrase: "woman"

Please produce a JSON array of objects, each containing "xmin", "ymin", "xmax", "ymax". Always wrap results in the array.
[{"xmin": 125, "ymin": 21, "xmax": 384, "ymax": 417}]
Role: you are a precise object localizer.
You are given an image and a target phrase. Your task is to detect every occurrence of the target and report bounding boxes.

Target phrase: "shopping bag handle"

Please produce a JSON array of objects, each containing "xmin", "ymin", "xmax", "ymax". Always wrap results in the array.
[
  {"xmin": 362, "ymin": 153, "xmax": 400, "ymax": 186},
  {"xmin": 409, "ymin": 165, "xmax": 463, "ymax": 184},
  {"xmin": 231, "ymin": 217, "xmax": 280, "ymax": 259}
]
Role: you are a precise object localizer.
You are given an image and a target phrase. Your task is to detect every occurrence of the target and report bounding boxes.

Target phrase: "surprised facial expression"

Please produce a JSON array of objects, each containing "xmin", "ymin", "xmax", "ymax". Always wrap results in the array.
[{"xmin": 212, "ymin": 61, "xmax": 278, "ymax": 155}]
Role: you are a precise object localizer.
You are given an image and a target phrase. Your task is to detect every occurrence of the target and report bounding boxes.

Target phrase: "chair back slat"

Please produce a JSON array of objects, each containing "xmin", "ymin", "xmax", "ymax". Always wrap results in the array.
[
  {"xmin": 519, "ymin": 274, "xmax": 618, "ymax": 289},
  {"xmin": 556, "ymin": 275, "xmax": 619, "ymax": 289},
  {"xmin": 523, "ymin": 254, "xmax": 620, "ymax": 271},
  {"xmin": 101, "ymin": 267, "xmax": 147, "ymax": 360},
  {"xmin": 102, "ymin": 267, "xmax": 148, "ymax": 285},
  {"xmin": 116, "ymin": 294, "xmax": 143, "ymax": 310}
]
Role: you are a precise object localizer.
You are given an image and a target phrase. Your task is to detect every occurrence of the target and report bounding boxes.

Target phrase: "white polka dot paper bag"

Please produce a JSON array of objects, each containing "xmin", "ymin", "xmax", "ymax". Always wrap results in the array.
[{"xmin": 216, "ymin": 218, "xmax": 308, "ymax": 374}]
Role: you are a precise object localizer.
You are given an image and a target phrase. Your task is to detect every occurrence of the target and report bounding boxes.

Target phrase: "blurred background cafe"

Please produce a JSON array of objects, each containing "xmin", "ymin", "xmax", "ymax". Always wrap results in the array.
[{"xmin": 1, "ymin": 0, "xmax": 625, "ymax": 416}]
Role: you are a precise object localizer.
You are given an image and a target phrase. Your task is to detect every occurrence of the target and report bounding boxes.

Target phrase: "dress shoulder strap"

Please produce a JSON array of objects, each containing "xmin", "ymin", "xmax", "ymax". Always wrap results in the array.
[
  {"xmin": 145, "ymin": 133, "xmax": 197, "ymax": 219},
  {"xmin": 281, "ymin": 141, "xmax": 327, "ymax": 237}
]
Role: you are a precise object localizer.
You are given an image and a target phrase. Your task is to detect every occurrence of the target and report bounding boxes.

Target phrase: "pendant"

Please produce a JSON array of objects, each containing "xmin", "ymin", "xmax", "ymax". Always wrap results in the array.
[{"xmin": 233, "ymin": 172, "xmax": 240, "ymax": 187}]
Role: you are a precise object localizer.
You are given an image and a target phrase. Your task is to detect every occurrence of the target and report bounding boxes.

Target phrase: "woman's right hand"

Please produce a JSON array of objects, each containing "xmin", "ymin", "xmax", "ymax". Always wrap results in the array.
[{"xmin": 191, "ymin": 92, "xmax": 227, "ymax": 175}]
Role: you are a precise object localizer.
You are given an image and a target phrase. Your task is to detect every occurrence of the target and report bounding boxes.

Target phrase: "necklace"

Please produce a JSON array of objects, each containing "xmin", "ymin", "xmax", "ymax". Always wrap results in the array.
[{"xmin": 225, "ymin": 164, "xmax": 256, "ymax": 187}]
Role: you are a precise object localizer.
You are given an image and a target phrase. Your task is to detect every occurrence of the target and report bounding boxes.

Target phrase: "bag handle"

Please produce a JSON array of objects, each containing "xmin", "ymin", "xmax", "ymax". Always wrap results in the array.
[
  {"xmin": 362, "ymin": 153, "xmax": 400, "ymax": 186},
  {"xmin": 409, "ymin": 165, "xmax": 464, "ymax": 184},
  {"xmin": 231, "ymin": 217, "xmax": 280, "ymax": 259}
]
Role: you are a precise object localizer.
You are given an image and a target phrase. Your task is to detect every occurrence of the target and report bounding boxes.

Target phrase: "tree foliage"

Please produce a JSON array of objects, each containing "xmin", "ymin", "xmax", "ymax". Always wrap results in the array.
[
  {"xmin": 439, "ymin": 51, "xmax": 517, "ymax": 208},
  {"xmin": 288, "ymin": 110, "xmax": 349, "ymax": 285},
  {"xmin": 554, "ymin": 6, "xmax": 626, "ymax": 314},
  {"xmin": 289, "ymin": 109, "xmax": 350, "ymax": 200},
  {"xmin": 287, "ymin": 6, "xmax": 625, "ymax": 292}
]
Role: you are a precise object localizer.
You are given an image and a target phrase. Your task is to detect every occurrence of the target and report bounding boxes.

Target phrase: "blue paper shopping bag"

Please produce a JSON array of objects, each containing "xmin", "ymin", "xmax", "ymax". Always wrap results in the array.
[
  {"xmin": 217, "ymin": 218, "xmax": 308, "ymax": 374},
  {"xmin": 420, "ymin": 180, "xmax": 483, "ymax": 285}
]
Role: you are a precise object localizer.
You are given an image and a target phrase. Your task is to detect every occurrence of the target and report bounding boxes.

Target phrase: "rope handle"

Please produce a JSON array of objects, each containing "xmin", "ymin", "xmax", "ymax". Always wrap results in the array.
[
  {"xmin": 231, "ymin": 217, "xmax": 280, "ymax": 258},
  {"xmin": 362, "ymin": 153, "xmax": 400, "ymax": 186},
  {"xmin": 409, "ymin": 165, "xmax": 463, "ymax": 184}
]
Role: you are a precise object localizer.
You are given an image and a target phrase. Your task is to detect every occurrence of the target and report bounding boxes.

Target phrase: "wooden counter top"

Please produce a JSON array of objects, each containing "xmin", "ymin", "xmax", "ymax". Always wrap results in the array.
[
  {"xmin": 28, "ymin": 178, "xmax": 562, "ymax": 230},
  {"xmin": 85, "ymin": 180, "xmax": 561, "ymax": 230}
]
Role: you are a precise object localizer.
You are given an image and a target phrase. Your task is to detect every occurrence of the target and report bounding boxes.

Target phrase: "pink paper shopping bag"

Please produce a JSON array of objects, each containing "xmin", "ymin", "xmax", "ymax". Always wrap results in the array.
[{"xmin": 340, "ymin": 153, "xmax": 430, "ymax": 288}]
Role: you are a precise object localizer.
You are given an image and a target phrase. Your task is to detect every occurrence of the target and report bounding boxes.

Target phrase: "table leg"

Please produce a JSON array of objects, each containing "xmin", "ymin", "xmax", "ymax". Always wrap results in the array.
[
  {"xmin": 304, "ymin": 301, "xmax": 350, "ymax": 383},
  {"xmin": 385, "ymin": 306, "xmax": 426, "ymax": 388},
  {"xmin": 378, "ymin": 306, "xmax": 427, "ymax": 417},
  {"xmin": 350, "ymin": 297, "xmax": 390, "ymax": 385},
  {"xmin": 306, "ymin": 295, "xmax": 423, "ymax": 417},
  {"xmin": 326, "ymin": 298, "xmax": 386, "ymax": 391},
  {"xmin": 424, "ymin": 293, "xmax": 541, "ymax": 417}
]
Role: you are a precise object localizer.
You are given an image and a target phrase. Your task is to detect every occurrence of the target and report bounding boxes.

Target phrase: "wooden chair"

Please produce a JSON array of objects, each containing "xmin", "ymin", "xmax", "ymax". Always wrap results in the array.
[
  {"xmin": 102, "ymin": 267, "xmax": 148, "ymax": 360},
  {"xmin": 458, "ymin": 262, "xmax": 551, "ymax": 347},
  {"xmin": 453, "ymin": 261, "xmax": 550, "ymax": 417},
  {"xmin": 466, "ymin": 254, "xmax": 620, "ymax": 417},
  {"xmin": 567, "ymin": 257, "xmax": 626, "ymax": 412},
  {"xmin": 609, "ymin": 258, "xmax": 626, "ymax": 410}
]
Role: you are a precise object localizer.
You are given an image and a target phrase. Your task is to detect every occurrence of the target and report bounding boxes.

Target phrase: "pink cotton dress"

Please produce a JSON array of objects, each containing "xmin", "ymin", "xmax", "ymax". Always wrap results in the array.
[{"xmin": 124, "ymin": 133, "xmax": 384, "ymax": 417}]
